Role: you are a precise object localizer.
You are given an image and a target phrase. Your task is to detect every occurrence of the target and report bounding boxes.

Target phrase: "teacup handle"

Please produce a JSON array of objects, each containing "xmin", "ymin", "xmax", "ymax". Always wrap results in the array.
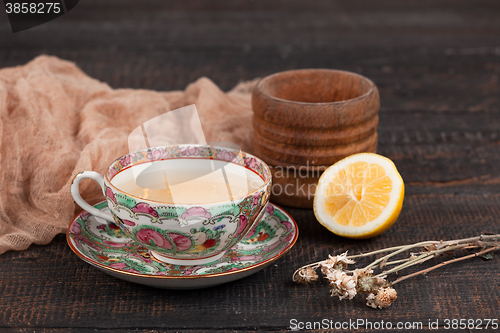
[{"xmin": 71, "ymin": 171, "xmax": 114, "ymax": 222}]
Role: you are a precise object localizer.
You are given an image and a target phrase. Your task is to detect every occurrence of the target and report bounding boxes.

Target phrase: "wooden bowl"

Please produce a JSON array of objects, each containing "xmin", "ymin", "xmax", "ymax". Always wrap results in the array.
[{"xmin": 252, "ymin": 69, "xmax": 380, "ymax": 208}]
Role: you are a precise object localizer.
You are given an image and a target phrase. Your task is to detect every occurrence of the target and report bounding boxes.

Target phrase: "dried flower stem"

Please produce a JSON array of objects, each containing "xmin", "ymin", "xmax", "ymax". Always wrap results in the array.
[
  {"xmin": 296, "ymin": 234, "xmax": 500, "ymax": 276},
  {"xmin": 373, "ymin": 243, "xmax": 470, "ymax": 278},
  {"xmin": 392, "ymin": 245, "xmax": 499, "ymax": 285},
  {"xmin": 362, "ymin": 241, "xmax": 435, "ymax": 271},
  {"xmin": 345, "ymin": 241, "xmax": 438, "ymax": 260}
]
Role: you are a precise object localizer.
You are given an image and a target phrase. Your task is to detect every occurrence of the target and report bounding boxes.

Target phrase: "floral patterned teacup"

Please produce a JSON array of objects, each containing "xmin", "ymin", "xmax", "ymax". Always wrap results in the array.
[{"xmin": 71, "ymin": 144, "xmax": 272, "ymax": 265}]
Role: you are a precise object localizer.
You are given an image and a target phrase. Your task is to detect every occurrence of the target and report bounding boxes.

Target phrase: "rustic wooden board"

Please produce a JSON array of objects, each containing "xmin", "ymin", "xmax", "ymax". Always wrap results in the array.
[{"xmin": 0, "ymin": 0, "xmax": 499, "ymax": 331}]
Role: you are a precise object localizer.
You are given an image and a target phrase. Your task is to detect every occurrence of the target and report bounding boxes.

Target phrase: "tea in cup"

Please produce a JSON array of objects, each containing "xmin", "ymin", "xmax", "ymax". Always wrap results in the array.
[{"xmin": 71, "ymin": 144, "xmax": 272, "ymax": 265}]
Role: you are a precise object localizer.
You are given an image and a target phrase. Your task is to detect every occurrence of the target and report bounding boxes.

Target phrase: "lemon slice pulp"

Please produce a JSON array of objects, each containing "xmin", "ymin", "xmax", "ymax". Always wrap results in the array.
[{"xmin": 313, "ymin": 153, "xmax": 404, "ymax": 239}]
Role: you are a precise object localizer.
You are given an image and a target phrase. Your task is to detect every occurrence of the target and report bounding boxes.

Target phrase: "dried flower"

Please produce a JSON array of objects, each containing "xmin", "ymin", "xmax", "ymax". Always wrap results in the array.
[
  {"xmin": 366, "ymin": 287, "xmax": 397, "ymax": 309},
  {"xmin": 353, "ymin": 269, "xmax": 378, "ymax": 294},
  {"xmin": 366, "ymin": 293, "xmax": 377, "ymax": 309},
  {"xmin": 321, "ymin": 252, "xmax": 355, "ymax": 272},
  {"xmin": 293, "ymin": 266, "xmax": 318, "ymax": 284},
  {"xmin": 377, "ymin": 287, "xmax": 398, "ymax": 307},
  {"xmin": 320, "ymin": 265, "xmax": 331, "ymax": 276},
  {"xmin": 375, "ymin": 276, "xmax": 390, "ymax": 288},
  {"xmin": 352, "ymin": 268, "xmax": 367, "ymax": 279},
  {"xmin": 326, "ymin": 269, "xmax": 357, "ymax": 300},
  {"xmin": 292, "ymin": 234, "xmax": 499, "ymax": 309}
]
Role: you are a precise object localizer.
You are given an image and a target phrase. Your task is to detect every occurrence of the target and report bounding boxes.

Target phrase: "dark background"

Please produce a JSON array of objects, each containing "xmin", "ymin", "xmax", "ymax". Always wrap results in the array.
[{"xmin": 1, "ymin": 1, "xmax": 499, "ymax": 332}]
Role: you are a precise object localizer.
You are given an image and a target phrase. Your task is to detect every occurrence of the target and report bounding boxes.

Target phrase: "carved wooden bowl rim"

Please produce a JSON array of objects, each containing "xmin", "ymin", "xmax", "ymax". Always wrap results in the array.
[{"xmin": 254, "ymin": 68, "xmax": 377, "ymax": 106}]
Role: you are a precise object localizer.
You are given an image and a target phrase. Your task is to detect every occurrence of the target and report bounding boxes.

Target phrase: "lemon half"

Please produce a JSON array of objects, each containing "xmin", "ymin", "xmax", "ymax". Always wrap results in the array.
[{"xmin": 313, "ymin": 153, "xmax": 404, "ymax": 239}]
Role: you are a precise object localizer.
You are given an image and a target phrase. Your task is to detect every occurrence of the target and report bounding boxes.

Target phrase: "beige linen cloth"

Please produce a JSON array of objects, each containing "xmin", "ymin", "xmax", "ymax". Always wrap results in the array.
[{"xmin": 0, "ymin": 55, "xmax": 256, "ymax": 255}]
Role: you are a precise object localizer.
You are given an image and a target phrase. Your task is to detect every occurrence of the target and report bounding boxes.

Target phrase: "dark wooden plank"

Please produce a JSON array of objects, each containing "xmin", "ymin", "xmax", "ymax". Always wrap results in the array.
[
  {"xmin": 3, "ymin": 328, "xmax": 288, "ymax": 333},
  {"xmin": 0, "ymin": 0, "xmax": 499, "ymax": 99},
  {"xmin": 2, "ymin": 0, "xmax": 500, "ymax": 49},
  {"xmin": 13, "ymin": 328, "xmax": 494, "ymax": 333},
  {"xmin": 1, "ymin": 47, "xmax": 498, "ymax": 112},
  {"xmin": 378, "ymin": 110, "xmax": 500, "ymax": 183}
]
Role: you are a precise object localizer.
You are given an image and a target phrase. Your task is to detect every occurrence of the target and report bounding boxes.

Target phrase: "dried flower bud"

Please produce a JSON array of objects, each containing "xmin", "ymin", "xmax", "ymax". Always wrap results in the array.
[
  {"xmin": 326, "ymin": 269, "xmax": 357, "ymax": 300},
  {"xmin": 293, "ymin": 266, "xmax": 319, "ymax": 284},
  {"xmin": 320, "ymin": 265, "xmax": 332, "ymax": 276},
  {"xmin": 335, "ymin": 252, "xmax": 356, "ymax": 265},
  {"xmin": 320, "ymin": 252, "xmax": 355, "ymax": 273},
  {"xmin": 375, "ymin": 287, "xmax": 397, "ymax": 308},
  {"xmin": 366, "ymin": 287, "xmax": 398, "ymax": 309},
  {"xmin": 366, "ymin": 293, "xmax": 378, "ymax": 309},
  {"xmin": 354, "ymin": 269, "xmax": 377, "ymax": 294},
  {"xmin": 375, "ymin": 276, "xmax": 390, "ymax": 289},
  {"xmin": 335, "ymin": 262, "xmax": 348, "ymax": 270},
  {"xmin": 321, "ymin": 258, "xmax": 336, "ymax": 271},
  {"xmin": 352, "ymin": 268, "xmax": 372, "ymax": 279}
]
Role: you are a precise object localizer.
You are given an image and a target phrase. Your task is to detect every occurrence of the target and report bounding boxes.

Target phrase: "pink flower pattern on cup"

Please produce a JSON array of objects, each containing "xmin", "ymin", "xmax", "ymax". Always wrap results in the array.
[
  {"xmin": 119, "ymin": 155, "xmax": 132, "ymax": 168},
  {"xmin": 133, "ymin": 203, "xmax": 159, "ymax": 218},
  {"xmin": 244, "ymin": 157, "xmax": 259, "ymax": 171},
  {"xmin": 122, "ymin": 219, "xmax": 136, "ymax": 226},
  {"xmin": 168, "ymin": 233, "xmax": 192, "ymax": 251},
  {"xmin": 180, "ymin": 146, "xmax": 203, "ymax": 157},
  {"xmin": 252, "ymin": 192, "xmax": 260, "ymax": 207},
  {"xmin": 216, "ymin": 150, "xmax": 236, "ymax": 162},
  {"xmin": 109, "ymin": 167, "xmax": 118, "ymax": 179},
  {"xmin": 136, "ymin": 229, "xmax": 172, "ymax": 249},
  {"xmin": 146, "ymin": 148, "xmax": 169, "ymax": 161},
  {"xmin": 236, "ymin": 215, "xmax": 248, "ymax": 236},
  {"xmin": 106, "ymin": 187, "xmax": 116, "ymax": 204},
  {"xmin": 181, "ymin": 207, "xmax": 211, "ymax": 220}
]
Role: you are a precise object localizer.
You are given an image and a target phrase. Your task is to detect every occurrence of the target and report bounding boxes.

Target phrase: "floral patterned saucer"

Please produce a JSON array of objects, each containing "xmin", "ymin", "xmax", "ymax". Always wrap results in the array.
[{"xmin": 67, "ymin": 201, "xmax": 298, "ymax": 289}]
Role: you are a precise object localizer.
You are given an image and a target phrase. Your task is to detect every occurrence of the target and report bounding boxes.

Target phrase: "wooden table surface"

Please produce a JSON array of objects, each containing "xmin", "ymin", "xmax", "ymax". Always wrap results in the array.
[{"xmin": 1, "ymin": 1, "xmax": 499, "ymax": 332}]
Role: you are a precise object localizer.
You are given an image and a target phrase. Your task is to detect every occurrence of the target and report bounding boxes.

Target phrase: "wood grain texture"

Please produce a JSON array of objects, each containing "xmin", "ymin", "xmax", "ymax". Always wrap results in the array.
[
  {"xmin": 253, "ymin": 131, "xmax": 378, "ymax": 165},
  {"xmin": 252, "ymin": 69, "xmax": 380, "ymax": 167},
  {"xmin": 1, "ymin": 0, "xmax": 499, "ymax": 331},
  {"xmin": 253, "ymin": 114, "xmax": 379, "ymax": 147}
]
